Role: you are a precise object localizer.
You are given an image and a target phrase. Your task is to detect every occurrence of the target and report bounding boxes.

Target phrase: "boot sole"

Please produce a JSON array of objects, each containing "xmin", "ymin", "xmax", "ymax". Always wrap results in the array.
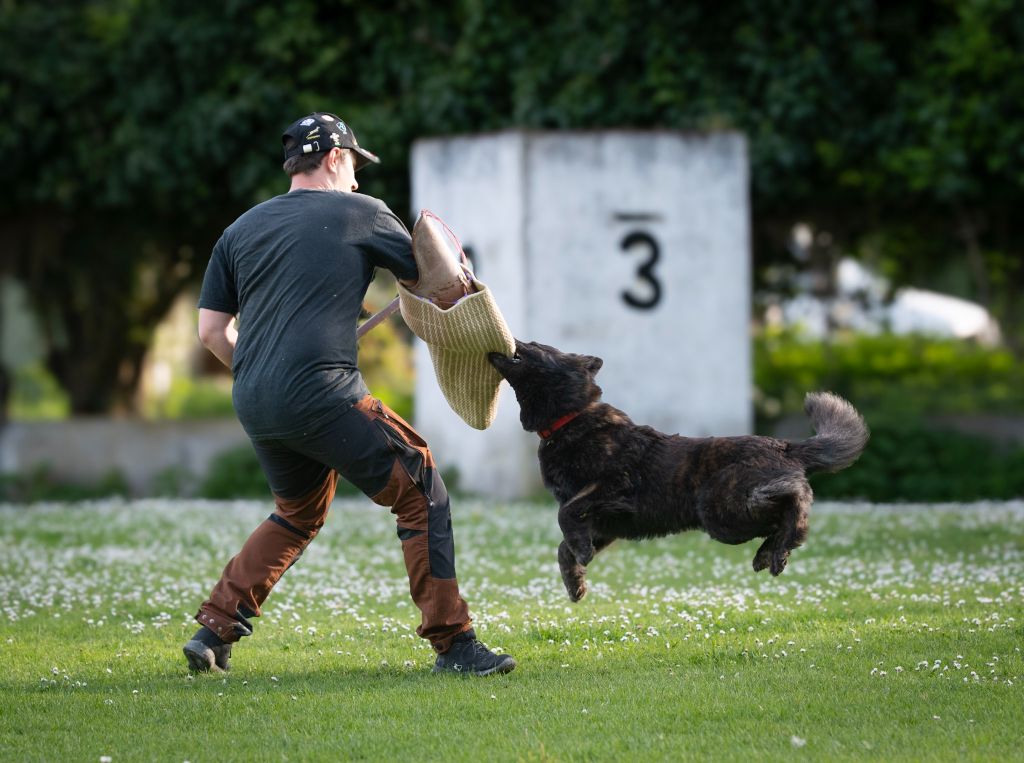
[
  {"xmin": 183, "ymin": 641, "xmax": 224, "ymax": 673},
  {"xmin": 474, "ymin": 657, "xmax": 517, "ymax": 676},
  {"xmin": 433, "ymin": 657, "xmax": 517, "ymax": 676}
]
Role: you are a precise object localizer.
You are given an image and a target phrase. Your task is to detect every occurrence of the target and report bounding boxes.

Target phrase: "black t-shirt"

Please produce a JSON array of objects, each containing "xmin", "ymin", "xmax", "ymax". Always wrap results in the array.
[{"xmin": 198, "ymin": 189, "xmax": 417, "ymax": 439}]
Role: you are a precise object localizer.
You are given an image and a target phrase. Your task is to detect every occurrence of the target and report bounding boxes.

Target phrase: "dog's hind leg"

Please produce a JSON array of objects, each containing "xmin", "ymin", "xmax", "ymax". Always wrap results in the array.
[
  {"xmin": 752, "ymin": 537, "xmax": 776, "ymax": 573},
  {"xmin": 749, "ymin": 476, "xmax": 813, "ymax": 575},
  {"xmin": 771, "ymin": 483, "xmax": 812, "ymax": 575}
]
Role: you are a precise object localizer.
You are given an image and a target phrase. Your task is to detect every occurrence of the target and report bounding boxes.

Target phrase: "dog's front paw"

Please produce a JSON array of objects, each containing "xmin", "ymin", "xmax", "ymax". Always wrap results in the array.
[
  {"xmin": 566, "ymin": 578, "xmax": 588, "ymax": 602},
  {"xmin": 558, "ymin": 540, "xmax": 589, "ymax": 602},
  {"xmin": 561, "ymin": 564, "xmax": 588, "ymax": 601}
]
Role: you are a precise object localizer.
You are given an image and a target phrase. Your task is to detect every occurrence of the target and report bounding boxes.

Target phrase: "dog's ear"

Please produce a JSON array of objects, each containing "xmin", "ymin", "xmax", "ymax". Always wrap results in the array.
[{"xmin": 584, "ymin": 355, "xmax": 603, "ymax": 375}]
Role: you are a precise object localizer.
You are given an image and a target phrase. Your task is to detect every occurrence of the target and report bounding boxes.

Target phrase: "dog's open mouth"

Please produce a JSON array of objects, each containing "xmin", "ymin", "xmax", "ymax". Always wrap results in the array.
[{"xmin": 488, "ymin": 351, "xmax": 521, "ymax": 369}]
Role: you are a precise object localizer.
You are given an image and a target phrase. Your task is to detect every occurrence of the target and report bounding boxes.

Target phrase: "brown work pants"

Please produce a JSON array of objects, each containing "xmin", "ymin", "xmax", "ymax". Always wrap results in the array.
[{"xmin": 196, "ymin": 396, "xmax": 472, "ymax": 654}]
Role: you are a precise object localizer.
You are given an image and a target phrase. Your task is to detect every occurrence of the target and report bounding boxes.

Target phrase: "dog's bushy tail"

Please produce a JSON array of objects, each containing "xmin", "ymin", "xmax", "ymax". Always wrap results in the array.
[{"xmin": 788, "ymin": 392, "xmax": 869, "ymax": 474}]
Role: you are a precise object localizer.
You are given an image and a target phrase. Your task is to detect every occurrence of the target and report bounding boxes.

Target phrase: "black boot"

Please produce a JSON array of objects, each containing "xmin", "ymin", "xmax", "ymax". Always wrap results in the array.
[
  {"xmin": 432, "ymin": 630, "xmax": 516, "ymax": 676},
  {"xmin": 182, "ymin": 626, "xmax": 233, "ymax": 672}
]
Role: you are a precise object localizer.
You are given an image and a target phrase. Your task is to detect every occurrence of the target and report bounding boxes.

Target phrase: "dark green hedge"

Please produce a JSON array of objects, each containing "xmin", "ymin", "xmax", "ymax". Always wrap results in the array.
[
  {"xmin": 756, "ymin": 328, "xmax": 1024, "ymax": 419},
  {"xmin": 757, "ymin": 329, "xmax": 1024, "ymax": 500},
  {"xmin": 812, "ymin": 419, "xmax": 1024, "ymax": 502},
  {"xmin": 0, "ymin": 466, "xmax": 129, "ymax": 503}
]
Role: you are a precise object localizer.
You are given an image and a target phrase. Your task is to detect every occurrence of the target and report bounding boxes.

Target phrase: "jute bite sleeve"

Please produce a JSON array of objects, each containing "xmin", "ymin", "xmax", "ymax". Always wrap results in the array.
[{"xmin": 398, "ymin": 279, "xmax": 515, "ymax": 430}]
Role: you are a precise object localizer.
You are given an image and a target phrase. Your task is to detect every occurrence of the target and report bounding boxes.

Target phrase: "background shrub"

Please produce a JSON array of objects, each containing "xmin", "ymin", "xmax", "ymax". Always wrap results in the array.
[
  {"xmin": 757, "ymin": 329, "xmax": 1024, "ymax": 501},
  {"xmin": 197, "ymin": 446, "xmax": 362, "ymax": 500},
  {"xmin": 812, "ymin": 418, "xmax": 1024, "ymax": 501},
  {"xmin": 755, "ymin": 328, "xmax": 1024, "ymax": 424},
  {"xmin": 0, "ymin": 465, "xmax": 129, "ymax": 503}
]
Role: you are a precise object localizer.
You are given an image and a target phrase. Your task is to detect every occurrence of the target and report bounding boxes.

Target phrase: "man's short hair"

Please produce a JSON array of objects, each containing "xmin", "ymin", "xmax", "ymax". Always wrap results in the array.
[
  {"xmin": 281, "ymin": 143, "xmax": 356, "ymax": 176},
  {"xmin": 283, "ymin": 152, "xmax": 325, "ymax": 176},
  {"xmin": 282, "ymin": 136, "xmax": 329, "ymax": 176}
]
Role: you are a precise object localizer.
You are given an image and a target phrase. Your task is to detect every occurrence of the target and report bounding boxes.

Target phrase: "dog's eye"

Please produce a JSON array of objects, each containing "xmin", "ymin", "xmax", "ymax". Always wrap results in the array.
[{"xmin": 511, "ymin": 353, "xmax": 522, "ymax": 364}]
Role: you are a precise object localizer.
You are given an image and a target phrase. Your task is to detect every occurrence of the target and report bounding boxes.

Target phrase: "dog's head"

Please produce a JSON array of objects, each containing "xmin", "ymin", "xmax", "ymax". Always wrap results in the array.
[{"xmin": 488, "ymin": 340, "xmax": 604, "ymax": 432}]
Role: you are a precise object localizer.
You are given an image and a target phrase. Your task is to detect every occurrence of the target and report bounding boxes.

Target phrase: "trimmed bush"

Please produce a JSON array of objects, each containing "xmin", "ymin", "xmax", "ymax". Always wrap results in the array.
[
  {"xmin": 757, "ymin": 329, "xmax": 1024, "ymax": 501},
  {"xmin": 0, "ymin": 465, "xmax": 129, "ymax": 503},
  {"xmin": 197, "ymin": 446, "xmax": 362, "ymax": 500},
  {"xmin": 812, "ymin": 418, "xmax": 1024, "ymax": 502},
  {"xmin": 755, "ymin": 328, "xmax": 1024, "ymax": 423}
]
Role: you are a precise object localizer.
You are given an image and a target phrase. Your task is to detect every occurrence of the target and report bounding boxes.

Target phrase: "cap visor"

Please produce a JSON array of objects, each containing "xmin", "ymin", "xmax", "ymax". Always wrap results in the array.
[{"xmin": 353, "ymin": 147, "xmax": 381, "ymax": 171}]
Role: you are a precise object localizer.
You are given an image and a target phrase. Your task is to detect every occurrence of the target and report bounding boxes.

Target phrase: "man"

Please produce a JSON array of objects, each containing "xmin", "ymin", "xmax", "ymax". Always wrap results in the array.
[{"xmin": 183, "ymin": 112, "xmax": 515, "ymax": 676}]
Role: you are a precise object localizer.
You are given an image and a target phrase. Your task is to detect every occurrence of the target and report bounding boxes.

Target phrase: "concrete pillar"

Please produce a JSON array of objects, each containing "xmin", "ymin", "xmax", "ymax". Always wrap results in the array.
[{"xmin": 411, "ymin": 130, "xmax": 750, "ymax": 498}]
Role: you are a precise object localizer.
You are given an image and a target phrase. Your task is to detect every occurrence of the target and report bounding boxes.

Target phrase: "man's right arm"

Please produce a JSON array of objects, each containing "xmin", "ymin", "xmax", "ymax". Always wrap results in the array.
[
  {"xmin": 198, "ymin": 308, "xmax": 237, "ymax": 369},
  {"xmin": 367, "ymin": 203, "xmax": 419, "ymax": 286}
]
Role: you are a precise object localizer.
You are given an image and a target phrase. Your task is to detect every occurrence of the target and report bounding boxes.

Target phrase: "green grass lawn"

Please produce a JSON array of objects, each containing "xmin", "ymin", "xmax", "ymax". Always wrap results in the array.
[{"xmin": 0, "ymin": 497, "xmax": 1021, "ymax": 762}]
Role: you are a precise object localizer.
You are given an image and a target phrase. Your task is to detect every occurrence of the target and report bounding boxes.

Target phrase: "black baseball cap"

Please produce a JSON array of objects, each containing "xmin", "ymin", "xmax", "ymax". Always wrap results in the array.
[{"xmin": 281, "ymin": 112, "xmax": 381, "ymax": 170}]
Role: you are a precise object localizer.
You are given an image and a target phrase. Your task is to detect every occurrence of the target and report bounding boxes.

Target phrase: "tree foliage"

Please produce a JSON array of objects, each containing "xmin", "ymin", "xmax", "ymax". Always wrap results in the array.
[{"xmin": 1, "ymin": 0, "xmax": 1021, "ymax": 412}]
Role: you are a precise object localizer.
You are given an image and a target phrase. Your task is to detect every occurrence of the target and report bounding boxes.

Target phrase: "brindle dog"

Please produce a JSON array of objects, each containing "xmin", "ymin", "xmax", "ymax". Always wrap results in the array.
[{"xmin": 489, "ymin": 340, "xmax": 869, "ymax": 601}]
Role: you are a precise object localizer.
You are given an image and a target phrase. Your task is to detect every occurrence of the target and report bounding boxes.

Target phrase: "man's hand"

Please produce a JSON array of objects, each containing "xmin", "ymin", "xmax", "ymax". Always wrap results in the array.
[{"xmin": 198, "ymin": 308, "xmax": 237, "ymax": 369}]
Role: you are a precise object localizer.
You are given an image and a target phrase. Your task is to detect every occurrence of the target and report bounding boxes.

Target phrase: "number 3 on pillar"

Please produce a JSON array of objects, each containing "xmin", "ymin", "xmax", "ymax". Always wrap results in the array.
[{"xmin": 621, "ymin": 231, "xmax": 662, "ymax": 310}]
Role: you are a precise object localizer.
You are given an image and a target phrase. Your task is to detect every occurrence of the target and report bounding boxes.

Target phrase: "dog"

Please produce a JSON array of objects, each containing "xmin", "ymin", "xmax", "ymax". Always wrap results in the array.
[{"xmin": 488, "ymin": 340, "xmax": 869, "ymax": 601}]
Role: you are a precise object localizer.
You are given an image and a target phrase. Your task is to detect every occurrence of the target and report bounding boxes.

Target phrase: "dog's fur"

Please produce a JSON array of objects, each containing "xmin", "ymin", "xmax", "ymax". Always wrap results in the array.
[{"xmin": 489, "ymin": 340, "xmax": 869, "ymax": 601}]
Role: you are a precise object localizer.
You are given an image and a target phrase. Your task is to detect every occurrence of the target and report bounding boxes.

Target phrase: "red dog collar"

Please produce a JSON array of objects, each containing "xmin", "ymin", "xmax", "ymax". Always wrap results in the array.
[{"xmin": 539, "ymin": 411, "xmax": 581, "ymax": 439}]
